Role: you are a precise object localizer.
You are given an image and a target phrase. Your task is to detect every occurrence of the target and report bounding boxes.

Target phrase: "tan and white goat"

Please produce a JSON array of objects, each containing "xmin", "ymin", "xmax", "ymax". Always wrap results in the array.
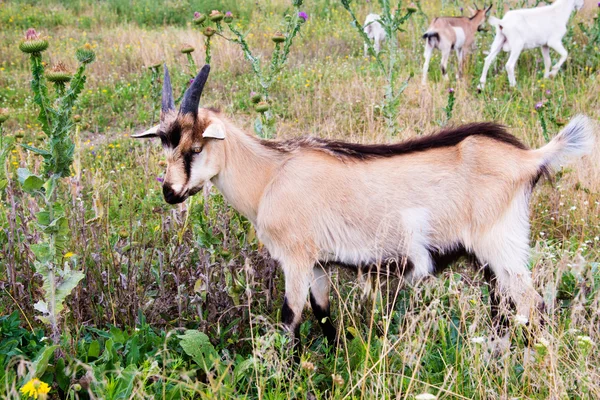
[
  {"xmin": 135, "ymin": 65, "xmax": 595, "ymax": 353},
  {"xmin": 422, "ymin": 5, "xmax": 492, "ymax": 84}
]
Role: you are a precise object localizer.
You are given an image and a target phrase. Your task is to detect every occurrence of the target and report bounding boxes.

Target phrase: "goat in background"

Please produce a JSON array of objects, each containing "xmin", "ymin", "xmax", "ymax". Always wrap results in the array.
[
  {"xmin": 478, "ymin": 0, "xmax": 584, "ymax": 89},
  {"xmin": 135, "ymin": 65, "xmax": 596, "ymax": 357},
  {"xmin": 422, "ymin": 5, "xmax": 492, "ymax": 84},
  {"xmin": 364, "ymin": 13, "xmax": 386, "ymax": 56}
]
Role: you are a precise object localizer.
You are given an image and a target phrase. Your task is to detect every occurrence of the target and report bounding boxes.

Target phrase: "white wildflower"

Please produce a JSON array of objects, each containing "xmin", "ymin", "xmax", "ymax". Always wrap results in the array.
[
  {"xmin": 415, "ymin": 394, "xmax": 437, "ymax": 400},
  {"xmin": 514, "ymin": 314, "xmax": 529, "ymax": 326},
  {"xmin": 471, "ymin": 336, "xmax": 486, "ymax": 344}
]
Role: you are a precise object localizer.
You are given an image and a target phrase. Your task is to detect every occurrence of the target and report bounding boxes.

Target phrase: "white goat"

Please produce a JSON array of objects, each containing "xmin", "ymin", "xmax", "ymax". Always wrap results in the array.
[
  {"xmin": 478, "ymin": 0, "xmax": 585, "ymax": 89},
  {"xmin": 135, "ymin": 65, "xmax": 596, "ymax": 356},
  {"xmin": 422, "ymin": 5, "xmax": 491, "ymax": 84},
  {"xmin": 364, "ymin": 13, "xmax": 386, "ymax": 56}
]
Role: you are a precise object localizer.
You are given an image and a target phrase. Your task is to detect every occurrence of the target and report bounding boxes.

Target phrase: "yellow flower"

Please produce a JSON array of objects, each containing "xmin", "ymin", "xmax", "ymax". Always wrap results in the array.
[
  {"xmin": 64, "ymin": 252, "xmax": 75, "ymax": 258},
  {"xmin": 20, "ymin": 378, "xmax": 51, "ymax": 399}
]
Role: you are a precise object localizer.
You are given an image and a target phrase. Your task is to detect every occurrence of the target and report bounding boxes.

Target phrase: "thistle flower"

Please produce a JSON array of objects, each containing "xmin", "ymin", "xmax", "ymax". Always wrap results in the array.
[
  {"xmin": 20, "ymin": 378, "xmax": 50, "ymax": 399},
  {"xmin": 46, "ymin": 62, "xmax": 72, "ymax": 83},
  {"xmin": 407, "ymin": 3, "xmax": 418, "ymax": 12},
  {"xmin": 203, "ymin": 26, "xmax": 216, "ymax": 37},
  {"xmin": 75, "ymin": 43, "xmax": 96, "ymax": 64},
  {"xmin": 448, "ymin": 87, "xmax": 455, "ymax": 93},
  {"xmin": 73, "ymin": 114, "xmax": 82, "ymax": 123},
  {"xmin": 156, "ymin": 176, "xmax": 164, "ymax": 183},
  {"xmin": 255, "ymin": 101, "xmax": 270, "ymax": 113},
  {"xmin": 224, "ymin": 11, "xmax": 234, "ymax": 23},
  {"xmin": 298, "ymin": 11, "xmax": 308, "ymax": 22},
  {"xmin": 0, "ymin": 108, "xmax": 9, "ymax": 124},
  {"xmin": 272, "ymin": 31, "xmax": 286, "ymax": 43},
  {"xmin": 535, "ymin": 101, "xmax": 544, "ymax": 110},
  {"xmin": 250, "ymin": 91, "xmax": 262, "ymax": 104},
  {"xmin": 181, "ymin": 44, "xmax": 195, "ymax": 54},
  {"xmin": 545, "ymin": 89, "xmax": 551, "ymax": 95},
  {"xmin": 209, "ymin": 10, "xmax": 224, "ymax": 22},
  {"xmin": 19, "ymin": 28, "xmax": 49, "ymax": 54},
  {"xmin": 193, "ymin": 12, "xmax": 206, "ymax": 24}
]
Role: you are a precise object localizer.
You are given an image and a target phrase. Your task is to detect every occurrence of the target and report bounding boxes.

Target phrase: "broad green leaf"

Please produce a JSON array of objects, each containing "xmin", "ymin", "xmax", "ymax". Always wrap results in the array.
[
  {"xmin": 178, "ymin": 330, "xmax": 218, "ymax": 372},
  {"xmin": 20, "ymin": 143, "xmax": 51, "ymax": 157},
  {"xmin": 31, "ymin": 243, "xmax": 53, "ymax": 263},
  {"xmin": 88, "ymin": 340, "xmax": 100, "ymax": 359},
  {"xmin": 17, "ymin": 168, "xmax": 45, "ymax": 192},
  {"xmin": 26, "ymin": 345, "xmax": 58, "ymax": 381}
]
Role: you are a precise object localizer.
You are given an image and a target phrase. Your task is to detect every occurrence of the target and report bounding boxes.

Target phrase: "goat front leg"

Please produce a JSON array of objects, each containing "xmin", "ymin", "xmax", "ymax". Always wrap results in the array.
[
  {"xmin": 541, "ymin": 45, "xmax": 551, "ymax": 78},
  {"xmin": 456, "ymin": 48, "xmax": 464, "ymax": 80},
  {"xmin": 281, "ymin": 258, "xmax": 312, "ymax": 360},
  {"xmin": 310, "ymin": 265, "xmax": 337, "ymax": 344},
  {"xmin": 548, "ymin": 40, "xmax": 568, "ymax": 77}
]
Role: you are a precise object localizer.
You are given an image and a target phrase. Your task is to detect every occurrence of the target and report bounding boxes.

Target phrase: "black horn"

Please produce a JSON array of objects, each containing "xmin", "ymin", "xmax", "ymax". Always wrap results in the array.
[
  {"xmin": 180, "ymin": 64, "xmax": 211, "ymax": 116},
  {"xmin": 162, "ymin": 64, "xmax": 175, "ymax": 113}
]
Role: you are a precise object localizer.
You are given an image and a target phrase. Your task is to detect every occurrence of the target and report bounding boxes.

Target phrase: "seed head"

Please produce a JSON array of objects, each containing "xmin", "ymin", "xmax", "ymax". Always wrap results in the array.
[
  {"xmin": 203, "ymin": 26, "xmax": 216, "ymax": 37},
  {"xmin": 272, "ymin": 32, "xmax": 286, "ymax": 43},
  {"xmin": 181, "ymin": 44, "xmax": 195, "ymax": 54},
  {"xmin": 255, "ymin": 101, "xmax": 269, "ymax": 113},
  {"xmin": 46, "ymin": 62, "xmax": 72, "ymax": 83},
  {"xmin": 209, "ymin": 10, "xmax": 224, "ymax": 22},
  {"xmin": 0, "ymin": 108, "xmax": 9, "ymax": 124}
]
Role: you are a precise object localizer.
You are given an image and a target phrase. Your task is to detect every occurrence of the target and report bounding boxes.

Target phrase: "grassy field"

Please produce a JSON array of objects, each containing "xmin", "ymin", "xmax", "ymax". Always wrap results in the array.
[{"xmin": 1, "ymin": 0, "xmax": 600, "ymax": 398}]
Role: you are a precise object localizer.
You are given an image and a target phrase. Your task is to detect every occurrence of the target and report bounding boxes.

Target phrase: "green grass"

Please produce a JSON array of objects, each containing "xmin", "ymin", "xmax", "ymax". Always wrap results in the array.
[{"xmin": 1, "ymin": 0, "xmax": 600, "ymax": 398}]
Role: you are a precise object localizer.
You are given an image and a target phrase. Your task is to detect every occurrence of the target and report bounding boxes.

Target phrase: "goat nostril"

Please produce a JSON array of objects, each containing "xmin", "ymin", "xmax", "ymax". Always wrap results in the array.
[{"xmin": 163, "ymin": 184, "xmax": 175, "ymax": 199}]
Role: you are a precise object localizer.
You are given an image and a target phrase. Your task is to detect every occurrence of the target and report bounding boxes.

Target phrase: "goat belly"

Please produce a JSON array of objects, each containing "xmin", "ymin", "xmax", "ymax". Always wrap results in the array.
[{"xmin": 451, "ymin": 27, "xmax": 466, "ymax": 49}]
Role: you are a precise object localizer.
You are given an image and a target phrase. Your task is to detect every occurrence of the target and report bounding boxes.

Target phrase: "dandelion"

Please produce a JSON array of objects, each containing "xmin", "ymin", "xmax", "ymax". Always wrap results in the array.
[
  {"xmin": 298, "ymin": 11, "xmax": 308, "ymax": 22},
  {"xmin": 64, "ymin": 252, "xmax": 75, "ymax": 258},
  {"xmin": 20, "ymin": 378, "xmax": 51, "ymax": 399}
]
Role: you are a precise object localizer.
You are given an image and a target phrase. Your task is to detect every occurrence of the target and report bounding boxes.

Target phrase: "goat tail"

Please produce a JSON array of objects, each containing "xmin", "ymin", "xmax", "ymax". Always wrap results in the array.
[
  {"xmin": 488, "ymin": 16, "xmax": 501, "ymax": 27},
  {"xmin": 422, "ymin": 31, "xmax": 439, "ymax": 46},
  {"xmin": 536, "ymin": 115, "xmax": 596, "ymax": 171}
]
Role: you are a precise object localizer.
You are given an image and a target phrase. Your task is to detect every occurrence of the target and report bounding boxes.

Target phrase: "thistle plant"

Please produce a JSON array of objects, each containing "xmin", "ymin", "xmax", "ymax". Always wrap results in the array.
[
  {"xmin": 192, "ymin": 2, "xmax": 308, "ymax": 138},
  {"xmin": 535, "ymin": 101, "xmax": 549, "ymax": 142},
  {"xmin": 443, "ymin": 87, "xmax": 456, "ymax": 126},
  {"xmin": 340, "ymin": 0, "xmax": 415, "ymax": 135},
  {"xmin": 18, "ymin": 29, "xmax": 94, "ymax": 344}
]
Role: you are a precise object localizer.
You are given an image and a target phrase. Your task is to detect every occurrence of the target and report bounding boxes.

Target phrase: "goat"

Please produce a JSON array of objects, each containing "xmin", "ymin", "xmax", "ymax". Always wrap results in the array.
[
  {"xmin": 422, "ymin": 5, "xmax": 492, "ymax": 84},
  {"xmin": 478, "ymin": 0, "xmax": 584, "ymax": 89},
  {"xmin": 364, "ymin": 13, "xmax": 386, "ymax": 56},
  {"xmin": 134, "ymin": 65, "xmax": 595, "ymax": 356}
]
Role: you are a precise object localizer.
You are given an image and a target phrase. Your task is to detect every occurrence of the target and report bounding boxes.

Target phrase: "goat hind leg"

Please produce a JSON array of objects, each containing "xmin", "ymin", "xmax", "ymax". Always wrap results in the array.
[
  {"xmin": 310, "ymin": 265, "xmax": 337, "ymax": 344},
  {"xmin": 478, "ymin": 33, "xmax": 505, "ymax": 90},
  {"xmin": 422, "ymin": 42, "xmax": 434, "ymax": 84},
  {"xmin": 505, "ymin": 43, "xmax": 523, "ymax": 87}
]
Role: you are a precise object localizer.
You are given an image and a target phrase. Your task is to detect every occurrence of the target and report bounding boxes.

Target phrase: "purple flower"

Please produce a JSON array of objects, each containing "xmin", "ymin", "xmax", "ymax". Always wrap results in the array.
[
  {"xmin": 225, "ymin": 11, "xmax": 233, "ymax": 17},
  {"xmin": 194, "ymin": 11, "xmax": 200, "ymax": 18},
  {"xmin": 156, "ymin": 177, "xmax": 164, "ymax": 183},
  {"xmin": 535, "ymin": 101, "xmax": 543, "ymax": 110},
  {"xmin": 449, "ymin": 88, "xmax": 455, "ymax": 93},
  {"xmin": 189, "ymin": 78, "xmax": 194, "ymax": 84},
  {"xmin": 460, "ymin": 7, "xmax": 463, "ymax": 12},
  {"xmin": 91, "ymin": 150, "xmax": 96, "ymax": 156},
  {"xmin": 546, "ymin": 89, "xmax": 551, "ymax": 95},
  {"xmin": 298, "ymin": 11, "xmax": 308, "ymax": 21}
]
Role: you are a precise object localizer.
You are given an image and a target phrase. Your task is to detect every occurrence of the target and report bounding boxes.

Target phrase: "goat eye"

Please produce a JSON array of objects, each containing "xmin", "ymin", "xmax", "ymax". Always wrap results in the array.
[{"xmin": 191, "ymin": 146, "xmax": 202, "ymax": 153}]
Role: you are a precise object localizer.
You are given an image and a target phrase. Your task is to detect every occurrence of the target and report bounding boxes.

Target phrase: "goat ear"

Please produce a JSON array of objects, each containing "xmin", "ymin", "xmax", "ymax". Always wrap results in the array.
[
  {"xmin": 132, "ymin": 124, "xmax": 160, "ymax": 138},
  {"xmin": 202, "ymin": 121, "xmax": 226, "ymax": 140}
]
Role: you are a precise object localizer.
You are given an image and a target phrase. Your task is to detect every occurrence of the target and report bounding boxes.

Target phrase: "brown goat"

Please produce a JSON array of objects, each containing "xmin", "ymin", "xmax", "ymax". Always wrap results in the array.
[
  {"xmin": 422, "ymin": 5, "xmax": 492, "ymax": 83},
  {"xmin": 135, "ymin": 65, "xmax": 595, "ymax": 356}
]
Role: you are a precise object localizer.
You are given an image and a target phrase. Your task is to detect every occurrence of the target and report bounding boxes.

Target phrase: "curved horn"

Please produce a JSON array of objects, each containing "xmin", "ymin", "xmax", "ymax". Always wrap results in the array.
[
  {"xmin": 162, "ymin": 64, "xmax": 175, "ymax": 113},
  {"xmin": 180, "ymin": 64, "xmax": 211, "ymax": 116}
]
